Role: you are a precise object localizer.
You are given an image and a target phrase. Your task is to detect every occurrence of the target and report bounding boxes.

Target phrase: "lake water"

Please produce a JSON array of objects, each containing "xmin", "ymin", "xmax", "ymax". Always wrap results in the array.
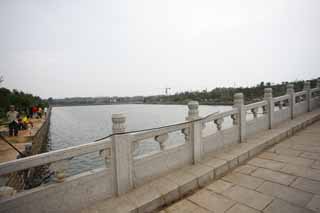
[{"xmin": 49, "ymin": 104, "xmax": 231, "ymax": 175}]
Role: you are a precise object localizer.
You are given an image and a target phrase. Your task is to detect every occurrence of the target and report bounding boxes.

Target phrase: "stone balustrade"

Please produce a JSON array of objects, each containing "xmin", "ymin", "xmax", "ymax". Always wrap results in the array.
[{"xmin": 0, "ymin": 80, "xmax": 320, "ymax": 213}]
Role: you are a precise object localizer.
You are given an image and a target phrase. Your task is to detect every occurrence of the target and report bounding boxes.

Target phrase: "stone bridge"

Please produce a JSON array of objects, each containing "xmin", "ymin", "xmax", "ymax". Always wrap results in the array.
[{"xmin": 0, "ymin": 80, "xmax": 320, "ymax": 213}]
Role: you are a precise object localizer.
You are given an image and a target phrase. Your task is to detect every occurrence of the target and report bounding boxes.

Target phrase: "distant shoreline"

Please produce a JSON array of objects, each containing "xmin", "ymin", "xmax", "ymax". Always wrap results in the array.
[{"xmin": 51, "ymin": 102, "xmax": 233, "ymax": 108}]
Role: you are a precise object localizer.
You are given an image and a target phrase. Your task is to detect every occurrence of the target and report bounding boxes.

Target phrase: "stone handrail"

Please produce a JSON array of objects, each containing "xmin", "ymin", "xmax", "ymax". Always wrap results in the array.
[
  {"xmin": 0, "ymin": 138, "xmax": 112, "ymax": 176},
  {"xmin": 201, "ymin": 108, "xmax": 237, "ymax": 124},
  {"xmin": 245, "ymin": 100, "xmax": 267, "ymax": 111},
  {"xmin": 132, "ymin": 122, "xmax": 190, "ymax": 142},
  {"xmin": 295, "ymin": 90, "xmax": 307, "ymax": 97},
  {"xmin": 311, "ymin": 87, "xmax": 320, "ymax": 93},
  {"xmin": 273, "ymin": 94, "xmax": 290, "ymax": 103}
]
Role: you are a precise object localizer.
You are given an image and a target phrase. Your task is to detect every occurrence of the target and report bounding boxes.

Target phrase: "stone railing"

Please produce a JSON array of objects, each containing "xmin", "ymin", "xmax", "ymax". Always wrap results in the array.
[{"xmin": 0, "ymin": 80, "xmax": 320, "ymax": 213}]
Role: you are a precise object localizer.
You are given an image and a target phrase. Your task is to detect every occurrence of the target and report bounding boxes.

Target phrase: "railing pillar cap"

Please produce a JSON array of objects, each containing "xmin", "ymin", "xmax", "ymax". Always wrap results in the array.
[
  {"xmin": 233, "ymin": 93, "xmax": 244, "ymax": 106},
  {"xmin": 112, "ymin": 113, "xmax": 127, "ymax": 133},
  {"xmin": 304, "ymin": 81, "xmax": 311, "ymax": 90},
  {"xmin": 264, "ymin": 88, "xmax": 273, "ymax": 98},
  {"xmin": 187, "ymin": 101, "xmax": 199, "ymax": 120},
  {"xmin": 234, "ymin": 93, "xmax": 244, "ymax": 99},
  {"xmin": 286, "ymin": 83, "xmax": 294, "ymax": 93}
]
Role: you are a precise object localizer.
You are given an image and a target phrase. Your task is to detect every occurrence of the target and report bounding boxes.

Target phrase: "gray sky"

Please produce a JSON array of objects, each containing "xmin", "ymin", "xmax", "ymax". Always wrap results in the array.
[{"xmin": 1, "ymin": 0, "xmax": 320, "ymax": 98}]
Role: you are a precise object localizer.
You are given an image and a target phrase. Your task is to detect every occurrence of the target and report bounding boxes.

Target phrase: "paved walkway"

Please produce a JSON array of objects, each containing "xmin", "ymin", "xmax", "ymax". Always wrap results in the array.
[
  {"xmin": 159, "ymin": 121, "xmax": 320, "ymax": 213},
  {"xmin": 0, "ymin": 117, "xmax": 45, "ymax": 163}
]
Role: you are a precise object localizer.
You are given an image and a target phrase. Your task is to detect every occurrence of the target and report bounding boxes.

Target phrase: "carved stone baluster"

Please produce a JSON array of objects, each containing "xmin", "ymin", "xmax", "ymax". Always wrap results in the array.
[
  {"xmin": 230, "ymin": 114, "xmax": 238, "ymax": 125},
  {"xmin": 251, "ymin": 108, "xmax": 258, "ymax": 118},
  {"xmin": 262, "ymin": 105, "xmax": 267, "ymax": 114},
  {"xmin": 181, "ymin": 128, "xmax": 190, "ymax": 141},
  {"xmin": 132, "ymin": 141, "xmax": 139, "ymax": 154},
  {"xmin": 100, "ymin": 148, "xmax": 112, "ymax": 166},
  {"xmin": 50, "ymin": 159, "xmax": 70, "ymax": 183},
  {"xmin": 214, "ymin": 118, "xmax": 224, "ymax": 131},
  {"xmin": 279, "ymin": 101, "xmax": 283, "ymax": 110},
  {"xmin": 155, "ymin": 133, "xmax": 169, "ymax": 150}
]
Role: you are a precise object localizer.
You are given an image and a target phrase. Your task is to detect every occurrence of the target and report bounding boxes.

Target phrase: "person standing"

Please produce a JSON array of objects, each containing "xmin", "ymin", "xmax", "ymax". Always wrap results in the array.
[
  {"xmin": 38, "ymin": 107, "xmax": 43, "ymax": 118},
  {"xmin": 44, "ymin": 107, "xmax": 48, "ymax": 117},
  {"xmin": 31, "ymin": 106, "xmax": 38, "ymax": 118},
  {"xmin": 7, "ymin": 105, "xmax": 19, "ymax": 136}
]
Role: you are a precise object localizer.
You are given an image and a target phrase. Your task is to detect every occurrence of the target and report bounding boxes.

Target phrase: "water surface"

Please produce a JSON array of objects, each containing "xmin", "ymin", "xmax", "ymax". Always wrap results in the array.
[{"xmin": 49, "ymin": 104, "xmax": 231, "ymax": 174}]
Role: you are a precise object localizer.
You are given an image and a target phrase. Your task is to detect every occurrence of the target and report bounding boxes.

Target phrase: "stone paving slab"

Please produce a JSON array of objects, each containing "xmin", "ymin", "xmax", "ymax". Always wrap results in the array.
[
  {"xmin": 257, "ymin": 181, "xmax": 313, "ymax": 207},
  {"xmin": 306, "ymin": 195, "xmax": 320, "ymax": 212},
  {"xmin": 263, "ymin": 199, "xmax": 314, "ymax": 213},
  {"xmin": 233, "ymin": 164, "xmax": 257, "ymax": 175},
  {"xmin": 206, "ymin": 180, "xmax": 234, "ymax": 194},
  {"xmin": 222, "ymin": 185, "xmax": 273, "ymax": 210},
  {"xmin": 158, "ymin": 199, "xmax": 199, "ymax": 213},
  {"xmin": 312, "ymin": 161, "xmax": 320, "ymax": 170},
  {"xmin": 247, "ymin": 158, "xmax": 285, "ymax": 171},
  {"xmin": 188, "ymin": 189, "xmax": 236, "ymax": 212},
  {"xmin": 222, "ymin": 172, "xmax": 264, "ymax": 190},
  {"xmin": 300, "ymin": 152, "xmax": 320, "ymax": 161},
  {"xmin": 267, "ymin": 146, "xmax": 302, "ymax": 157},
  {"xmin": 259, "ymin": 152, "xmax": 315, "ymax": 167},
  {"xmin": 281, "ymin": 164, "xmax": 320, "ymax": 181},
  {"xmin": 225, "ymin": 203, "xmax": 260, "ymax": 213},
  {"xmin": 291, "ymin": 177, "xmax": 320, "ymax": 195},
  {"xmin": 251, "ymin": 168, "xmax": 296, "ymax": 185}
]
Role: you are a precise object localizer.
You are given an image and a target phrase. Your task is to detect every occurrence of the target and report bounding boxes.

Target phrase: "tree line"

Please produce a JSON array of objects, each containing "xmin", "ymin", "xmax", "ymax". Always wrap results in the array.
[
  {"xmin": 144, "ymin": 79, "xmax": 318, "ymax": 105},
  {"xmin": 0, "ymin": 87, "xmax": 48, "ymax": 119}
]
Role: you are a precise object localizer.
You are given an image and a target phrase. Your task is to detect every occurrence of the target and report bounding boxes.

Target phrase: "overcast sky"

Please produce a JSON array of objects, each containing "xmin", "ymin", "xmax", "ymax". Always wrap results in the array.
[{"xmin": 1, "ymin": 0, "xmax": 319, "ymax": 98}]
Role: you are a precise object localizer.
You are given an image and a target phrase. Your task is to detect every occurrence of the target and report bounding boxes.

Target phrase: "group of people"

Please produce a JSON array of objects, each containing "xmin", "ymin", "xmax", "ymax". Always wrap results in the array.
[
  {"xmin": 30, "ymin": 106, "xmax": 47, "ymax": 119},
  {"xmin": 6, "ymin": 105, "xmax": 48, "ymax": 137}
]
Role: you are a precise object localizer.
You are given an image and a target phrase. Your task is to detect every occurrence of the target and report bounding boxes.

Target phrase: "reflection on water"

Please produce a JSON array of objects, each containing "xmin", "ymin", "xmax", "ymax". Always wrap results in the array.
[{"xmin": 49, "ymin": 104, "xmax": 231, "ymax": 175}]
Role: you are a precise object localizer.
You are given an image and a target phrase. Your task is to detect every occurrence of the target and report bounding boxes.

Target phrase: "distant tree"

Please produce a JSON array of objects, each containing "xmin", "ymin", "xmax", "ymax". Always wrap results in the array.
[{"xmin": 0, "ymin": 87, "xmax": 48, "ymax": 118}]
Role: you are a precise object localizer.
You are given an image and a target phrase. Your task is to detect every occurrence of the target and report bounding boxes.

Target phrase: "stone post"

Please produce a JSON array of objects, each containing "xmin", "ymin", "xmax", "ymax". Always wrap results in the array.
[
  {"xmin": 317, "ymin": 78, "xmax": 320, "ymax": 88},
  {"xmin": 264, "ymin": 88, "xmax": 274, "ymax": 129},
  {"xmin": 186, "ymin": 101, "xmax": 202, "ymax": 164},
  {"xmin": 286, "ymin": 84, "xmax": 295, "ymax": 119},
  {"xmin": 304, "ymin": 81, "xmax": 311, "ymax": 112},
  {"xmin": 111, "ymin": 113, "xmax": 133, "ymax": 196},
  {"xmin": 233, "ymin": 93, "xmax": 246, "ymax": 142}
]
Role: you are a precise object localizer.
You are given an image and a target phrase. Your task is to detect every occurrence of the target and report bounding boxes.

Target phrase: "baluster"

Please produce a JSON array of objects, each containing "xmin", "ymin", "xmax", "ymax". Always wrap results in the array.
[
  {"xmin": 214, "ymin": 118, "xmax": 224, "ymax": 131},
  {"xmin": 155, "ymin": 133, "xmax": 169, "ymax": 150},
  {"xmin": 132, "ymin": 141, "xmax": 139, "ymax": 154},
  {"xmin": 186, "ymin": 101, "xmax": 202, "ymax": 163},
  {"xmin": 251, "ymin": 107, "xmax": 258, "ymax": 118},
  {"xmin": 50, "ymin": 159, "xmax": 70, "ymax": 183},
  {"xmin": 286, "ymin": 83, "xmax": 295, "ymax": 120},
  {"xmin": 233, "ymin": 93, "xmax": 246, "ymax": 142},
  {"xmin": 264, "ymin": 88, "xmax": 274, "ymax": 129},
  {"xmin": 230, "ymin": 114, "xmax": 238, "ymax": 125},
  {"xmin": 181, "ymin": 128, "xmax": 190, "ymax": 141},
  {"xmin": 262, "ymin": 105, "xmax": 267, "ymax": 114},
  {"xmin": 279, "ymin": 101, "xmax": 283, "ymax": 110},
  {"xmin": 304, "ymin": 81, "xmax": 311, "ymax": 112},
  {"xmin": 100, "ymin": 148, "xmax": 112, "ymax": 166}
]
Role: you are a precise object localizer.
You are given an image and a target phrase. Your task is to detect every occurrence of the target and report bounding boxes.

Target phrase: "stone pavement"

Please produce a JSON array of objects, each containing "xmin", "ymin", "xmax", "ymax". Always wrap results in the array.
[
  {"xmin": 0, "ymin": 117, "xmax": 45, "ymax": 163},
  {"xmin": 160, "ymin": 121, "xmax": 320, "ymax": 213}
]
